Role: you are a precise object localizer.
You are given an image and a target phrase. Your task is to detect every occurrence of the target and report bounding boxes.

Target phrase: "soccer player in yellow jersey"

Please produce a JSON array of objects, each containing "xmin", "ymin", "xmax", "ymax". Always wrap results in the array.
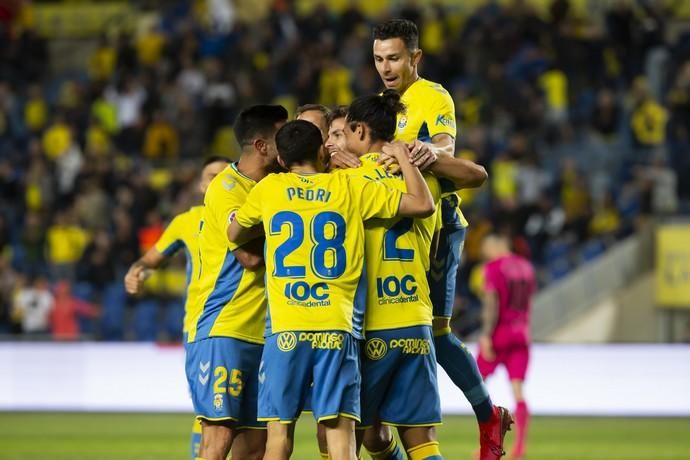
[
  {"xmin": 123, "ymin": 155, "xmax": 227, "ymax": 460},
  {"xmin": 369, "ymin": 20, "xmax": 512, "ymax": 460},
  {"xmin": 228, "ymin": 120, "xmax": 435, "ymax": 460},
  {"xmin": 187, "ymin": 105, "xmax": 288, "ymax": 460},
  {"xmin": 335, "ymin": 90, "xmax": 444, "ymax": 460}
]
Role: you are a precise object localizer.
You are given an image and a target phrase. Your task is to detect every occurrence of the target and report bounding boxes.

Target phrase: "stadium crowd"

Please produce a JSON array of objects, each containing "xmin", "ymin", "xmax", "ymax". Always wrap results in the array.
[{"xmin": 0, "ymin": 0, "xmax": 688, "ymax": 340}]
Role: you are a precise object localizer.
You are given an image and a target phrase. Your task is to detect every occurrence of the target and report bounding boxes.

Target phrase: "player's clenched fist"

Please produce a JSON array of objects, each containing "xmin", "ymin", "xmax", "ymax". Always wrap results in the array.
[{"xmin": 124, "ymin": 265, "xmax": 150, "ymax": 295}]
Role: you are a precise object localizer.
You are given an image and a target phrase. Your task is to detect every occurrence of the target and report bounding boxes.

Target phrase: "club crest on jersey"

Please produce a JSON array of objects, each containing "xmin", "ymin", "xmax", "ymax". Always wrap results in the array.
[
  {"xmin": 397, "ymin": 117, "xmax": 408, "ymax": 129},
  {"xmin": 277, "ymin": 332, "xmax": 297, "ymax": 352},
  {"xmin": 213, "ymin": 393, "xmax": 223, "ymax": 412},
  {"xmin": 365, "ymin": 338, "xmax": 388, "ymax": 360}
]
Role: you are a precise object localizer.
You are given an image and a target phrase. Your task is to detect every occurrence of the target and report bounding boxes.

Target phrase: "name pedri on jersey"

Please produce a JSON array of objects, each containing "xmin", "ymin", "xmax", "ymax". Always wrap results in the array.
[{"xmin": 235, "ymin": 171, "xmax": 403, "ymax": 339}]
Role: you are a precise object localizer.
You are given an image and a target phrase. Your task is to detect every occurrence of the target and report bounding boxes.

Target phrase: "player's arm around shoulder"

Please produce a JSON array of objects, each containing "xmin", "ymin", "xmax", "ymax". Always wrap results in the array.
[
  {"xmin": 226, "ymin": 182, "xmax": 266, "ymax": 270},
  {"xmin": 383, "ymin": 141, "xmax": 435, "ymax": 218},
  {"xmin": 427, "ymin": 154, "xmax": 488, "ymax": 190}
]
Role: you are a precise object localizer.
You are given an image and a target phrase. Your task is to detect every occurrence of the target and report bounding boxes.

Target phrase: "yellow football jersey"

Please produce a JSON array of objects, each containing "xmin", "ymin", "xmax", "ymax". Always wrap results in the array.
[
  {"xmin": 338, "ymin": 153, "xmax": 442, "ymax": 331},
  {"xmin": 153, "ymin": 205, "xmax": 203, "ymax": 334},
  {"xmin": 235, "ymin": 171, "xmax": 403, "ymax": 339},
  {"xmin": 395, "ymin": 77, "xmax": 468, "ymax": 229},
  {"xmin": 188, "ymin": 163, "xmax": 266, "ymax": 344}
]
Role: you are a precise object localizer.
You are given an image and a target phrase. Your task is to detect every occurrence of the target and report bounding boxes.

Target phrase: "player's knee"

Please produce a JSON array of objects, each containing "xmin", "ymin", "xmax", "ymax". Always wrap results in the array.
[
  {"xmin": 362, "ymin": 425, "xmax": 393, "ymax": 453},
  {"xmin": 406, "ymin": 441, "xmax": 442, "ymax": 460}
]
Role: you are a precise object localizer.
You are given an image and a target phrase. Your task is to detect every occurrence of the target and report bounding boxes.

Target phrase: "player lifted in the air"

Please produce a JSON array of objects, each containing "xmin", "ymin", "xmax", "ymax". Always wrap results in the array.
[
  {"xmin": 123, "ymin": 155, "xmax": 228, "ymax": 460},
  {"xmin": 477, "ymin": 234, "xmax": 536, "ymax": 460},
  {"xmin": 187, "ymin": 105, "xmax": 288, "ymax": 460},
  {"xmin": 228, "ymin": 119, "xmax": 435, "ymax": 460},
  {"xmin": 330, "ymin": 18, "xmax": 509, "ymax": 460}
]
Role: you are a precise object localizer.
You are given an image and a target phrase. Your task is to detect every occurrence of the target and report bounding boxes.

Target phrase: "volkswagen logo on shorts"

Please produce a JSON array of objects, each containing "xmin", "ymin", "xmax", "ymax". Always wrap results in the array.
[
  {"xmin": 365, "ymin": 338, "xmax": 387, "ymax": 360},
  {"xmin": 277, "ymin": 332, "xmax": 297, "ymax": 352}
]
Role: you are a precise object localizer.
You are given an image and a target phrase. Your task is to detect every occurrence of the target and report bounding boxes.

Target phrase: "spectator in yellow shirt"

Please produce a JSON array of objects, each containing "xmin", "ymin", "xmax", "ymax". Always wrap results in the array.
[
  {"xmin": 143, "ymin": 111, "xmax": 179, "ymax": 159},
  {"xmin": 24, "ymin": 84, "xmax": 47, "ymax": 133},
  {"xmin": 88, "ymin": 35, "xmax": 117, "ymax": 82},
  {"xmin": 42, "ymin": 114, "xmax": 72, "ymax": 160},
  {"xmin": 47, "ymin": 209, "xmax": 90, "ymax": 281},
  {"xmin": 589, "ymin": 193, "xmax": 621, "ymax": 241}
]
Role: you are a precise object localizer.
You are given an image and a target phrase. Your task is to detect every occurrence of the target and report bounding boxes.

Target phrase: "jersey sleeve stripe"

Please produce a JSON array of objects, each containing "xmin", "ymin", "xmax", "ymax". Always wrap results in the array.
[{"xmin": 194, "ymin": 250, "xmax": 244, "ymax": 339}]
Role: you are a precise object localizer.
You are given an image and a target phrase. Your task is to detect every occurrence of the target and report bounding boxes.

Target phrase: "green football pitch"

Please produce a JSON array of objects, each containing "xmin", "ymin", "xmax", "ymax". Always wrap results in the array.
[{"xmin": 1, "ymin": 413, "xmax": 688, "ymax": 459}]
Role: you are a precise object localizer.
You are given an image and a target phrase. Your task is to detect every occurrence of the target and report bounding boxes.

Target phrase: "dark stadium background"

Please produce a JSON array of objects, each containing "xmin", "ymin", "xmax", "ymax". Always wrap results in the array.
[{"xmin": 0, "ymin": 1, "xmax": 689, "ymax": 459}]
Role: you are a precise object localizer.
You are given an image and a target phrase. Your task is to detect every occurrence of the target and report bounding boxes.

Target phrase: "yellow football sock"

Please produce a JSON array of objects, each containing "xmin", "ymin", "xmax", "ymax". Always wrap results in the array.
[{"xmin": 407, "ymin": 441, "xmax": 441, "ymax": 460}]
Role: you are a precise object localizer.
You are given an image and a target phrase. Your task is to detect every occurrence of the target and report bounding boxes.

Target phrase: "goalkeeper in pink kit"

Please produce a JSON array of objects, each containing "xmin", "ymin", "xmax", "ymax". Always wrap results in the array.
[{"xmin": 477, "ymin": 234, "xmax": 536, "ymax": 460}]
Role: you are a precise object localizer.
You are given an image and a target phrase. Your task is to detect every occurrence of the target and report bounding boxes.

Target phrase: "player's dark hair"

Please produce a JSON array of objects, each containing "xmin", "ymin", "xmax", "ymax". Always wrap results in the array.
[
  {"xmin": 346, "ymin": 89, "xmax": 406, "ymax": 142},
  {"xmin": 233, "ymin": 105, "xmax": 288, "ymax": 147},
  {"xmin": 275, "ymin": 120, "xmax": 324, "ymax": 168},
  {"xmin": 327, "ymin": 105, "xmax": 348, "ymax": 126},
  {"xmin": 296, "ymin": 104, "xmax": 331, "ymax": 119},
  {"xmin": 373, "ymin": 19, "xmax": 419, "ymax": 51},
  {"xmin": 202, "ymin": 156, "xmax": 230, "ymax": 167}
]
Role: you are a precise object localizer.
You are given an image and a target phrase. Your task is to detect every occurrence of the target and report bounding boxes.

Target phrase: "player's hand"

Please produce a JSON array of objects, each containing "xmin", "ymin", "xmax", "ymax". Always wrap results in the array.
[
  {"xmin": 479, "ymin": 335, "xmax": 495, "ymax": 362},
  {"xmin": 328, "ymin": 148, "xmax": 361, "ymax": 170},
  {"xmin": 376, "ymin": 151, "xmax": 400, "ymax": 174},
  {"xmin": 380, "ymin": 141, "xmax": 412, "ymax": 174},
  {"xmin": 124, "ymin": 265, "xmax": 148, "ymax": 295},
  {"xmin": 407, "ymin": 140, "xmax": 437, "ymax": 170}
]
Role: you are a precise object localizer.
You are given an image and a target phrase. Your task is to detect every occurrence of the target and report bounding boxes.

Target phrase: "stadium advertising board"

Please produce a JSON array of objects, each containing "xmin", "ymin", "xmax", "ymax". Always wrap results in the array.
[{"xmin": 656, "ymin": 225, "xmax": 690, "ymax": 308}]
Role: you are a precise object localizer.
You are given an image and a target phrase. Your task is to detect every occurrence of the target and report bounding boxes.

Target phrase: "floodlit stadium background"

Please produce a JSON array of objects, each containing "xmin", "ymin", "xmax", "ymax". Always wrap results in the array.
[{"xmin": 1, "ymin": 0, "xmax": 689, "ymax": 458}]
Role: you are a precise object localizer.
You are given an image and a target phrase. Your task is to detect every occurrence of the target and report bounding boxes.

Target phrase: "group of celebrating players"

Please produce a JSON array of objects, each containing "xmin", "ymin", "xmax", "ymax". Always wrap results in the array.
[{"xmin": 124, "ymin": 19, "xmax": 535, "ymax": 460}]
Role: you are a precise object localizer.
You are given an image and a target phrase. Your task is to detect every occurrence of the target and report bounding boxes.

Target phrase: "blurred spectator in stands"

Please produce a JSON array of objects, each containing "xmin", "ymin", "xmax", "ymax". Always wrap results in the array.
[
  {"xmin": 42, "ymin": 111, "xmax": 72, "ymax": 161},
  {"xmin": 12, "ymin": 276, "xmax": 53, "ymax": 334},
  {"xmin": 319, "ymin": 56, "xmax": 354, "ymax": 106},
  {"xmin": 539, "ymin": 65, "xmax": 568, "ymax": 126},
  {"xmin": 85, "ymin": 116, "xmax": 112, "ymax": 157},
  {"xmin": 110, "ymin": 208, "xmax": 139, "ymax": 274},
  {"xmin": 559, "ymin": 158, "xmax": 591, "ymax": 242},
  {"xmin": 630, "ymin": 77, "xmax": 668, "ymax": 163},
  {"xmin": 19, "ymin": 211, "xmax": 46, "ymax": 277},
  {"xmin": 136, "ymin": 22, "xmax": 166, "ymax": 69},
  {"xmin": 0, "ymin": 159, "xmax": 20, "ymax": 222},
  {"xmin": 202, "ymin": 58, "xmax": 235, "ymax": 143},
  {"xmin": 90, "ymin": 88, "xmax": 118, "ymax": 135},
  {"xmin": 46, "ymin": 208, "xmax": 90, "ymax": 281},
  {"xmin": 591, "ymin": 87, "xmax": 622, "ymax": 140},
  {"xmin": 491, "ymin": 151, "xmax": 519, "ymax": 212},
  {"xmin": 143, "ymin": 111, "xmax": 179, "ymax": 159},
  {"xmin": 667, "ymin": 60, "xmax": 690, "ymax": 136},
  {"xmin": 74, "ymin": 178, "xmax": 109, "ymax": 230},
  {"xmin": 88, "ymin": 35, "xmax": 117, "ymax": 83},
  {"xmin": 637, "ymin": 156, "xmax": 679, "ymax": 216},
  {"xmin": 50, "ymin": 281, "xmax": 98, "ymax": 341},
  {"xmin": 589, "ymin": 192, "xmax": 621, "ymax": 242},
  {"xmin": 76, "ymin": 229, "xmax": 116, "ymax": 293},
  {"xmin": 12, "ymin": 27, "xmax": 48, "ymax": 84},
  {"xmin": 0, "ymin": 253, "xmax": 15, "ymax": 333},
  {"xmin": 23, "ymin": 83, "xmax": 46, "ymax": 134},
  {"xmin": 116, "ymin": 31, "xmax": 138, "ymax": 74},
  {"xmin": 524, "ymin": 192, "xmax": 566, "ymax": 262}
]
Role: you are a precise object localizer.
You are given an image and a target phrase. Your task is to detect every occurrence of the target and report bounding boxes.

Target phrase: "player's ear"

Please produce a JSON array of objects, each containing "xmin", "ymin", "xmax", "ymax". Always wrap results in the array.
[
  {"xmin": 411, "ymin": 48, "xmax": 423, "ymax": 67},
  {"xmin": 277, "ymin": 155, "xmax": 287, "ymax": 170},
  {"xmin": 253, "ymin": 138, "xmax": 267, "ymax": 155},
  {"xmin": 358, "ymin": 123, "xmax": 367, "ymax": 142}
]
